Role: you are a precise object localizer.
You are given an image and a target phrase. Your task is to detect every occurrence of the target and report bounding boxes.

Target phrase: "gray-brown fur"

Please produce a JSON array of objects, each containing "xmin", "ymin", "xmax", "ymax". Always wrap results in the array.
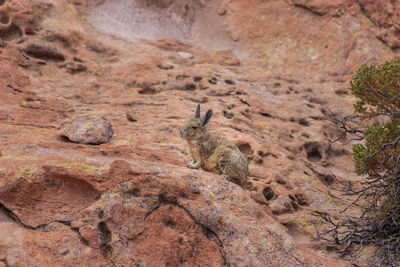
[{"xmin": 180, "ymin": 104, "xmax": 248, "ymax": 185}]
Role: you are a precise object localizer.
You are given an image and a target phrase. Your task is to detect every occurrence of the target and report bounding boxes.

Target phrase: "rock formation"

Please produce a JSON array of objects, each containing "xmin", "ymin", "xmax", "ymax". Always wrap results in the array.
[{"xmin": 0, "ymin": 0, "xmax": 397, "ymax": 265}]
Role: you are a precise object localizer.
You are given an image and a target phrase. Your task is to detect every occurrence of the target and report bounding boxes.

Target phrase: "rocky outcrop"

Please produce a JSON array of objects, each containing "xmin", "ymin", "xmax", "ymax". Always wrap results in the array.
[
  {"xmin": 0, "ymin": 149, "xmax": 305, "ymax": 266},
  {"xmin": 0, "ymin": 0, "xmax": 395, "ymax": 265}
]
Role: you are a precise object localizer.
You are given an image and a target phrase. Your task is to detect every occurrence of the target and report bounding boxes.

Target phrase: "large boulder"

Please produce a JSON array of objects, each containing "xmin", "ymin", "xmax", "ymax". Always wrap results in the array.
[
  {"xmin": 59, "ymin": 117, "xmax": 113, "ymax": 145},
  {"xmin": 0, "ymin": 149, "xmax": 308, "ymax": 266}
]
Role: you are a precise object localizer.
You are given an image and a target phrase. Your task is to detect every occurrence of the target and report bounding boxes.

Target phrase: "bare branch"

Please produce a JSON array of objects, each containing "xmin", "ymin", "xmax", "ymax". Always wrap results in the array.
[{"xmin": 327, "ymin": 116, "xmax": 364, "ymax": 149}]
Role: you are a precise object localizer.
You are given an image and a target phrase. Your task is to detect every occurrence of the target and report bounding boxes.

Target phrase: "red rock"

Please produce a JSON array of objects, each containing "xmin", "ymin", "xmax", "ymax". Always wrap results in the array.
[
  {"xmin": 290, "ymin": 0, "xmax": 352, "ymax": 16},
  {"xmin": 126, "ymin": 110, "xmax": 138, "ymax": 122},
  {"xmin": 71, "ymin": 0, "xmax": 87, "ymax": 6},
  {"xmin": 0, "ymin": 0, "xmax": 390, "ymax": 265},
  {"xmin": 0, "ymin": 212, "xmax": 105, "ymax": 266},
  {"xmin": 59, "ymin": 117, "xmax": 114, "ymax": 145},
  {"xmin": 215, "ymin": 49, "xmax": 240, "ymax": 66},
  {"xmin": 79, "ymin": 225, "xmax": 101, "ymax": 248},
  {"xmin": 0, "ymin": 153, "xmax": 305, "ymax": 266},
  {"xmin": 217, "ymin": 0, "xmax": 230, "ymax": 15},
  {"xmin": 377, "ymin": 27, "xmax": 400, "ymax": 49},
  {"xmin": 157, "ymin": 61, "xmax": 174, "ymax": 69},
  {"xmin": 0, "ymin": 166, "xmax": 100, "ymax": 228},
  {"xmin": 358, "ymin": 0, "xmax": 400, "ymax": 27},
  {"xmin": 269, "ymin": 194, "xmax": 295, "ymax": 215}
]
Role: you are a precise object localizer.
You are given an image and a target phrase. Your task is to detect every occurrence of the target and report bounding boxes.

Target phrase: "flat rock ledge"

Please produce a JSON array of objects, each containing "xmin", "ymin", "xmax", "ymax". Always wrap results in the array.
[{"xmin": 0, "ymin": 148, "xmax": 308, "ymax": 266}]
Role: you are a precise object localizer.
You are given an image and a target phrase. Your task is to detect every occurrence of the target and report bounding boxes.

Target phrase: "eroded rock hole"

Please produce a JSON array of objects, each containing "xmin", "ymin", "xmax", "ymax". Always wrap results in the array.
[
  {"xmin": 289, "ymin": 195, "xmax": 299, "ymax": 210},
  {"xmin": 24, "ymin": 28, "xmax": 36, "ymax": 36},
  {"xmin": 304, "ymin": 142, "xmax": 322, "ymax": 162},
  {"xmin": 295, "ymin": 193, "xmax": 308, "ymax": 206},
  {"xmin": 122, "ymin": 188, "xmax": 141, "ymax": 199},
  {"xmin": 24, "ymin": 43, "xmax": 65, "ymax": 62},
  {"xmin": 237, "ymin": 143, "xmax": 253, "ymax": 156},
  {"xmin": 176, "ymin": 74, "xmax": 190, "ymax": 80},
  {"xmin": 163, "ymin": 218, "xmax": 176, "ymax": 228},
  {"xmin": 98, "ymin": 221, "xmax": 113, "ymax": 258},
  {"xmin": 307, "ymin": 147, "xmax": 322, "ymax": 162},
  {"xmin": 263, "ymin": 187, "xmax": 275, "ymax": 201},
  {"xmin": 223, "ymin": 110, "xmax": 234, "ymax": 119},
  {"xmin": 335, "ymin": 89, "xmax": 348, "ymax": 96},
  {"xmin": 130, "ymin": 81, "xmax": 158, "ymax": 94},
  {"xmin": 0, "ymin": 12, "xmax": 9, "ymax": 25},
  {"xmin": 208, "ymin": 77, "xmax": 217, "ymax": 84},
  {"xmin": 275, "ymin": 177, "xmax": 286, "ymax": 185},
  {"xmin": 317, "ymin": 173, "xmax": 335, "ymax": 185},
  {"xmin": 183, "ymin": 82, "xmax": 196, "ymax": 90},
  {"xmin": 298, "ymin": 118, "xmax": 309, "ymax": 126},
  {"xmin": 138, "ymin": 87, "xmax": 156, "ymax": 94},
  {"xmin": 259, "ymin": 111, "xmax": 271, "ymax": 117},
  {"xmin": 0, "ymin": 0, "xmax": 4, "ymax": 6},
  {"xmin": 0, "ymin": 24, "xmax": 23, "ymax": 41}
]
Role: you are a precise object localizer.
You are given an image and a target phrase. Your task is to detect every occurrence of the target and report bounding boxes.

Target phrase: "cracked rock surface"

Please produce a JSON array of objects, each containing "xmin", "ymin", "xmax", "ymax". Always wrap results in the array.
[{"xmin": 0, "ymin": 151, "xmax": 302, "ymax": 266}]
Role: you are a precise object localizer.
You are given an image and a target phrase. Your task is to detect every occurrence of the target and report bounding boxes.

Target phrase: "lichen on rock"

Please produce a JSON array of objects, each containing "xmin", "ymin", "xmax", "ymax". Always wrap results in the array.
[{"xmin": 59, "ymin": 117, "xmax": 113, "ymax": 145}]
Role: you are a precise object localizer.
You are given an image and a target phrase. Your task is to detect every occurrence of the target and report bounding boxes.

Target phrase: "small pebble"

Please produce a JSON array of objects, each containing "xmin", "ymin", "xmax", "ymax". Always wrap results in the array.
[
  {"xmin": 177, "ymin": 51, "xmax": 193, "ymax": 59},
  {"xmin": 126, "ymin": 110, "xmax": 137, "ymax": 122}
]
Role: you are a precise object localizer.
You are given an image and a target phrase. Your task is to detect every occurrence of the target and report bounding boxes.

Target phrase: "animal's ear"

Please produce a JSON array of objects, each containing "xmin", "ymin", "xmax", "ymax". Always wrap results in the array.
[
  {"xmin": 202, "ymin": 109, "xmax": 213, "ymax": 127},
  {"xmin": 194, "ymin": 104, "xmax": 200, "ymax": 118}
]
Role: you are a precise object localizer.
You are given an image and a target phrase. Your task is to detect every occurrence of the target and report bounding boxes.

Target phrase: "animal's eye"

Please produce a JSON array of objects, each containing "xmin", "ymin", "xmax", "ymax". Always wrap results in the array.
[{"xmin": 192, "ymin": 126, "xmax": 198, "ymax": 129}]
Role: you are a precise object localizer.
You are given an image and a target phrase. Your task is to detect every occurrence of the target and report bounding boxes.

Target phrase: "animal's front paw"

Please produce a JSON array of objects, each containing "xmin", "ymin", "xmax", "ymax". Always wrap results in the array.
[{"xmin": 186, "ymin": 162, "xmax": 200, "ymax": 169}]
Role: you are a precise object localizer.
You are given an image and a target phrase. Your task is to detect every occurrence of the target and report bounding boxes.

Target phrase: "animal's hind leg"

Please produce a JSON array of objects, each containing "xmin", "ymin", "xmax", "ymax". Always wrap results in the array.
[
  {"xmin": 222, "ymin": 174, "xmax": 238, "ymax": 184},
  {"xmin": 218, "ymin": 151, "xmax": 243, "ymax": 185}
]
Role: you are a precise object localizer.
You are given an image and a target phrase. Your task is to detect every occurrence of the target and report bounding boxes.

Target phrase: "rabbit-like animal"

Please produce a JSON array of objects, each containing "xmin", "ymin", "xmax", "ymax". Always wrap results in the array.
[{"xmin": 180, "ymin": 104, "xmax": 248, "ymax": 185}]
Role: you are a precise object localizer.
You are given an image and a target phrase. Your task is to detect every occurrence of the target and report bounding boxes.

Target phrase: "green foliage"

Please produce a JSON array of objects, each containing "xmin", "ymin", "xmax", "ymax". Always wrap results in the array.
[
  {"xmin": 353, "ymin": 122, "xmax": 400, "ymax": 175},
  {"xmin": 350, "ymin": 58, "xmax": 400, "ymax": 176},
  {"xmin": 351, "ymin": 58, "xmax": 400, "ymax": 120},
  {"xmin": 320, "ymin": 58, "xmax": 400, "ymax": 266}
]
